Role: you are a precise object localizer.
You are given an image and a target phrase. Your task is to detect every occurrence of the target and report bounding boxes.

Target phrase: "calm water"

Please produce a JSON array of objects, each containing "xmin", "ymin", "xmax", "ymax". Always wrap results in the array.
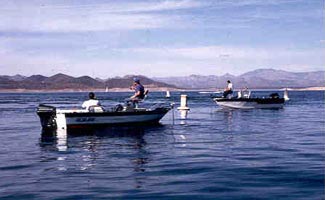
[{"xmin": 0, "ymin": 91, "xmax": 324, "ymax": 200}]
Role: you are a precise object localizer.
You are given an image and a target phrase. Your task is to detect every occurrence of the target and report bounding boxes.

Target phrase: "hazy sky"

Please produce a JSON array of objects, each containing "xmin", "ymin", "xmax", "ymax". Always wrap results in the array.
[{"xmin": 0, "ymin": 0, "xmax": 324, "ymax": 78}]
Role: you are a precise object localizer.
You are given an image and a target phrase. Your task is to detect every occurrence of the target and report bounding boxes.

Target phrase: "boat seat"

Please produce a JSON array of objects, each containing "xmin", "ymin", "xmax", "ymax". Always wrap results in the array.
[
  {"xmin": 140, "ymin": 90, "xmax": 149, "ymax": 102},
  {"xmin": 88, "ymin": 105, "xmax": 104, "ymax": 112}
]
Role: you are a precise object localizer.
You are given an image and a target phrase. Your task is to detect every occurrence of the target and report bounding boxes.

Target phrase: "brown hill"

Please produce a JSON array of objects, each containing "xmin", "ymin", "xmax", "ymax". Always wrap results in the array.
[
  {"xmin": 0, "ymin": 74, "xmax": 177, "ymax": 91},
  {"xmin": 0, "ymin": 77, "xmax": 20, "ymax": 89},
  {"xmin": 105, "ymin": 75, "xmax": 175, "ymax": 89}
]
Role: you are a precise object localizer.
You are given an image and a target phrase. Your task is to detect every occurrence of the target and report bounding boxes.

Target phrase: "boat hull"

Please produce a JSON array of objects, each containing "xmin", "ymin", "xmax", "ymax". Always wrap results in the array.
[
  {"xmin": 64, "ymin": 109, "xmax": 169, "ymax": 127},
  {"xmin": 37, "ymin": 104, "xmax": 170, "ymax": 130},
  {"xmin": 214, "ymin": 98, "xmax": 285, "ymax": 109}
]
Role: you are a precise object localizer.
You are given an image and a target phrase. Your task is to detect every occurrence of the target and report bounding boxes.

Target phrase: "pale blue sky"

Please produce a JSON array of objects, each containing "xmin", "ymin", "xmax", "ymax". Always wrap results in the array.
[{"xmin": 0, "ymin": 0, "xmax": 324, "ymax": 78}]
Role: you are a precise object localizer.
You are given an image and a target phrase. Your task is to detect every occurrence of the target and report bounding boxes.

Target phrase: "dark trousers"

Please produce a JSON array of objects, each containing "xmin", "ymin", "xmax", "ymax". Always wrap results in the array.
[
  {"xmin": 223, "ymin": 90, "xmax": 233, "ymax": 98},
  {"xmin": 131, "ymin": 97, "xmax": 144, "ymax": 108}
]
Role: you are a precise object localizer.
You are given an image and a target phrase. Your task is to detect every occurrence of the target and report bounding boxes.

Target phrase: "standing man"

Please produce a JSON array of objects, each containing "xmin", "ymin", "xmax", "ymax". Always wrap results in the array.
[{"xmin": 223, "ymin": 80, "xmax": 233, "ymax": 98}]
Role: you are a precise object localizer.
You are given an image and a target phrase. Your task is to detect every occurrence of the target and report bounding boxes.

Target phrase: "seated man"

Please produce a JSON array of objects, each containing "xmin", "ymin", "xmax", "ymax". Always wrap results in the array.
[
  {"xmin": 129, "ymin": 78, "xmax": 145, "ymax": 107},
  {"xmin": 82, "ymin": 92, "xmax": 102, "ymax": 111},
  {"xmin": 241, "ymin": 87, "xmax": 250, "ymax": 98},
  {"xmin": 223, "ymin": 80, "xmax": 233, "ymax": 98}
]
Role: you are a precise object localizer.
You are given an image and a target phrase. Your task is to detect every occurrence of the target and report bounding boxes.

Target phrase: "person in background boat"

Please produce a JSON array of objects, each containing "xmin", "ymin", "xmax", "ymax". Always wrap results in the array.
[
  {"xmin": 130, "ymin": 77, "xmax": 145, "ymax": 101},
  {"xmin": 241, "ymin": 86, "xmax": 250, "ymax": 98},
  {"xmin": 82, "ymin": 92, "xmax": 101, "ymax": 110},
  {"xmin": 238, "ymin": 86, "xmax": 250, "ymax": 98},
  {"xmin": 223, "ymin": 80, "xmax": 233, "ymax": 98}
]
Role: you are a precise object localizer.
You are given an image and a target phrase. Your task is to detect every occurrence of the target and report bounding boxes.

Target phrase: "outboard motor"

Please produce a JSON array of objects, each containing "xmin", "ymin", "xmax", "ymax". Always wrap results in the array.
[
  {"xmin": 269, "ymin": 93, "xmax": 280, "ymax": 99},
  {"xmin": 37, "ymin": 104, "xmax": 57, "ymax": 129}
]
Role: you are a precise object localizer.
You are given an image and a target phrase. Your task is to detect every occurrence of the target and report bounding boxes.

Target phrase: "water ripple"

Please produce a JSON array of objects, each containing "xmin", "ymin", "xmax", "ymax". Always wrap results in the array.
[{"xmin": 0, "ymin": 91, "xmax": 324, "ymax": 199}]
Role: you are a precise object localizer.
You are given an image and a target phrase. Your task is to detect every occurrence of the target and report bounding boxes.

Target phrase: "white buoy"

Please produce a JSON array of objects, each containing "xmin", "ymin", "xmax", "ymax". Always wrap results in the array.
[
  {"xmin": 177, "ymin": 94, "xmax": 190, "ymax": 119},
  {"xmin": 166, "ymin": 90, "xmax": 171, "ymax": 98},
  {"xmin": 284, "ymin": 88, "xmax": 290, "ymax": 101},
  {"xmin": 177, "ymin": 94, "xmax": 190, "ymax": 110},
  {"xmin": 179, "ymin": 110, "xmax": 188, "ymax": 119}
]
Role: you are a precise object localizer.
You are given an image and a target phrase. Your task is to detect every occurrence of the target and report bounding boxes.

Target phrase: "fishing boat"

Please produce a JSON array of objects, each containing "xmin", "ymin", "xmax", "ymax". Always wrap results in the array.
[
  {"xmin": 213, "ymin": 92, "xmax": 285, "ymax": 109},
  {"xmin": 37, "ymin": 103, "xmax": 171, "ymax": 130}
]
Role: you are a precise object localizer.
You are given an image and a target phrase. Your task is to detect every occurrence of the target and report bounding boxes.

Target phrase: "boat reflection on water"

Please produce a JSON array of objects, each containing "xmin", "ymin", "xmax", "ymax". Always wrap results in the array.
[
  {"xmin": 39, "ymin": 124, "xmax": 163, "ymax": 152},
  {"xmin": 39, "ymin": 125, "xmax": 161, "ymax": 187},
  {"xmin": 40, "ymin": 128, "xmax": 68, "ymax": 152}
]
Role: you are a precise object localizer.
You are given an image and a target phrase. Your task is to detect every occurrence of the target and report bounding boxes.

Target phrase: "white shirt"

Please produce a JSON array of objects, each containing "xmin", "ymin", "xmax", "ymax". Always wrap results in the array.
[
  {"xmin": 227, "ymin": 83, "xmax": 233, "ymax": 90},
  {"xmin": 82, "ymin": 99, "xmax": 100, "ymax": 110}
]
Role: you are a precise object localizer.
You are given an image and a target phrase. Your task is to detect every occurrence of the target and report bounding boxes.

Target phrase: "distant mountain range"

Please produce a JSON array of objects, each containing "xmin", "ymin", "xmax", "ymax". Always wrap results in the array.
[
  {"xmin": 0, "ymin": 73, "xmax": 175, "ymax": 90},
  {"xmin": 154, "ymin": 69, "xmax": 325, "ymax": 89},
  {"xmin": 0, "ymin": 69, "xmax": 324, "ymax": 91}
]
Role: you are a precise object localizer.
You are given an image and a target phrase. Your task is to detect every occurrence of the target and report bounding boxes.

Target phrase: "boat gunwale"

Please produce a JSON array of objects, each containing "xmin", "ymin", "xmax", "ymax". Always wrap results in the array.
[
  {"xmin": 67, "ymin": 120, "xmax": 163, "ymax": 128},
  {"xmin": 214, "ymin": 97, "xmax": 285, "ymax": 104},
  {"xmin": 64, "ymin": 108, "xmax": 170, "ymax": 117}
]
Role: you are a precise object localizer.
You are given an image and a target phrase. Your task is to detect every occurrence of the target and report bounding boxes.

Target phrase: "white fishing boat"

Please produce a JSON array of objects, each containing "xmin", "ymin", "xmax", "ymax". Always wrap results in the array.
[
  {"xmin": 37, "ymin": 103, "xmax": 171, "ymax": 130},
  {"xmin": 213, "ymin": 92, "xmax": 285, "ymax": 109}
]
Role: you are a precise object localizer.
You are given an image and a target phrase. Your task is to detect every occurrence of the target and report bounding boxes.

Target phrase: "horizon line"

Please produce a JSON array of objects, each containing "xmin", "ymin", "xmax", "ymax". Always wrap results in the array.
[{"xmin": 1, "ymin": 68, "xmax": 324, "ymax": 79}]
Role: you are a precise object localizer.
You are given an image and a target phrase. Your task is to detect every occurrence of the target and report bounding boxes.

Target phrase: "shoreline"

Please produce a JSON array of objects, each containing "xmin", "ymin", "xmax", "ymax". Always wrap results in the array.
[{"xmin": 0, "ymin": 87, "xmax": 324, "ymax": 93}]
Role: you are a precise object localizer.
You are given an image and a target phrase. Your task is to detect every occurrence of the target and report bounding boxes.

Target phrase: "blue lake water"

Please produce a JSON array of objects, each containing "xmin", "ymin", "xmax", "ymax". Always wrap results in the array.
[{"xmin": 0, "ymin": 91, "xmax": 324, "ymax": 199}]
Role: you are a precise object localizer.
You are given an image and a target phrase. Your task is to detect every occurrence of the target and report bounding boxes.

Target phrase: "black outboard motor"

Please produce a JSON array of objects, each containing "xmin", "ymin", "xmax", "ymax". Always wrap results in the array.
[
  {"xmin": 269, "ymin": 93, "xmax": 280, "ymax": 99},
  {"xmin": 37, "ymin": 104, "xmax": 57, "ymax": 129}
]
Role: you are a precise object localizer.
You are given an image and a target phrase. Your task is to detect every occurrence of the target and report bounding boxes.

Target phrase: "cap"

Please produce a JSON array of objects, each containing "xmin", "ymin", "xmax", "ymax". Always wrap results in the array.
[{"xmin": 133, "ymin": 77, "xmax": 140, "ymax": 83}]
